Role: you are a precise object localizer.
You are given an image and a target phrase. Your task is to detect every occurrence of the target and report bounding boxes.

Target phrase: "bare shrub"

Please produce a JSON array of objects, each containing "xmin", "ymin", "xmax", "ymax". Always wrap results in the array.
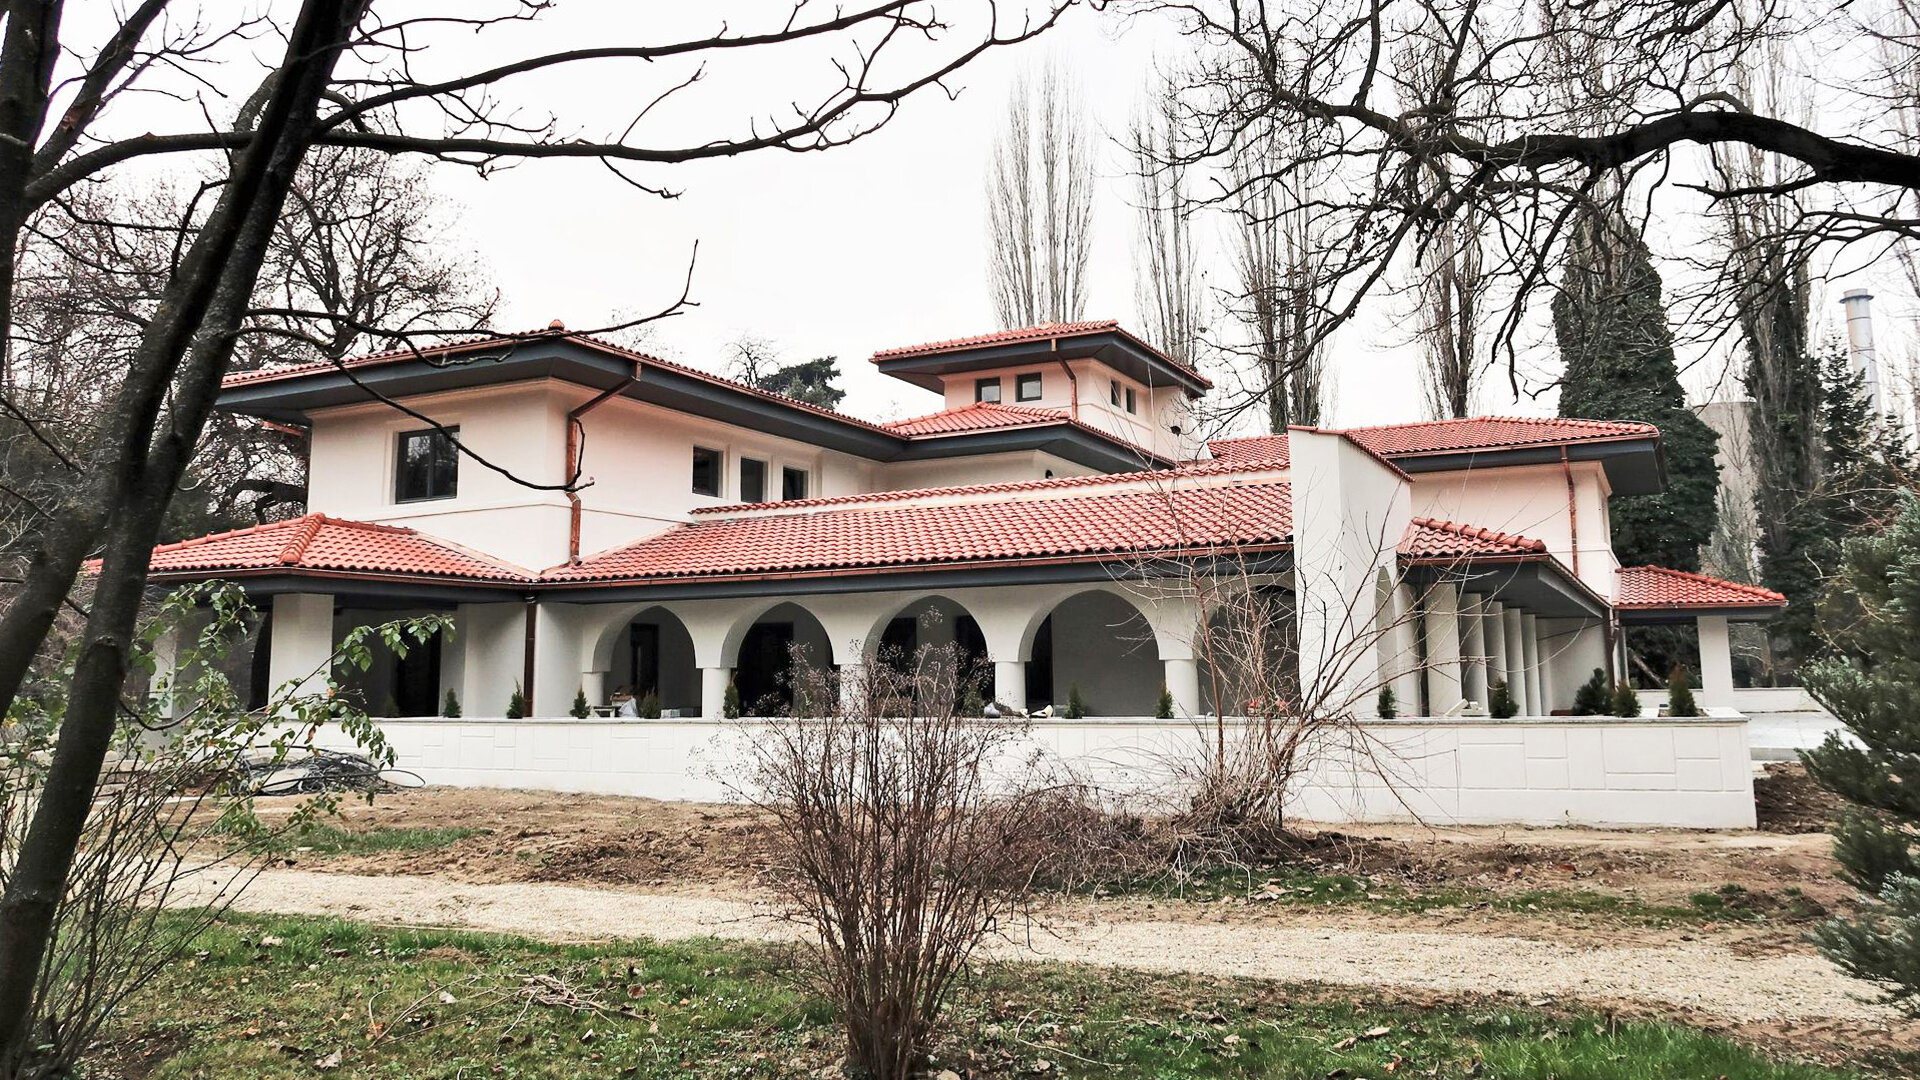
[
  {"xmin": 736, "ymin": 644, "xmax": 1084, "ymax": 1080},
  {"xmin": 0, "ymin": 582, "xmax": 445, "ymax": 1080}
]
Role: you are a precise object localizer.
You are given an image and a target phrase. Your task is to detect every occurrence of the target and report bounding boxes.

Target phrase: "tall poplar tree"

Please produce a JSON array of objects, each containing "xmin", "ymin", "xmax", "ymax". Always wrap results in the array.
[{"xmin": 1551, "ymin": 207, "xmax": 1720, "ymax": 570}]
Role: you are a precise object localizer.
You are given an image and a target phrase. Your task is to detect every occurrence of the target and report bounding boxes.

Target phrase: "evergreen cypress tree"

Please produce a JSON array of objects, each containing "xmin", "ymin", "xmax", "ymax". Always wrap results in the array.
[
  {"xmin": 722, "ymin": 679, "xmax": 742, "ymax": 720},
  {"xmin": 1665, "ymin": 667, "xmax": 1700, "ymax": 718},
  {"xmin": 441, "ymin": 688, "xmax": 461, "ymax": 718},
  {"xmin": 1609, "ymin": 678, "xmax": 1641, "ymax": 718},
  {"xmin": 1487, "ymin": 679, "xmax": 1518, "ymax": 719},
  {"xmin": 1552, "ymin": 207, "xmax": 1719, "ymax": 571},
  {"xmin": 505, "ymin": 684, "xmax": 525, "ymax": 719},
  {"xmin": 1377, "ymin": 685, "xmax": 1397, "ymax": 719},
  {"xmin": 1572, "ymin": 668, "xmax": 1609, "ymax": 715},
  {"xmin": 570, "ymin": 687, "xmax": 591, "ymax": 718},
  {"xmin": 1802, "ymin": 494, "xmax": 1920, "ymax": 1011}
]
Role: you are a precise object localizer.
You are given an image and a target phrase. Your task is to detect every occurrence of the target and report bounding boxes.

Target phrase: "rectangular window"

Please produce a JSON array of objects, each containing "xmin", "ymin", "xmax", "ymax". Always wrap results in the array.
[
  {"xmin": 691, "ymin": 446, "xmax": 722, "ymax": 497},
  {"xmin": 739, "ymin": 457, "xmax": 767, "ymax": 503},
  {"xmin": 975, "ymin": 377, "xmax": 1002, "ymax": 403},
  {"xmin": 1109, "ymin": 380, "xmax": 1121, "ymax": 406},
  {"xmin": 394, "ymin": 427, "xmax": 459, "ymax": 503},
  {"xmin": 782, "ymin": 466, "xmax": 809, "ymax": 501},
  {"xmin": 1016, "ymin": 372, "xmax": 1043, "ymax": 402},
  {"xmin": 1125, "ymin": 387, "xmax": 1138, "ymax": 414}
]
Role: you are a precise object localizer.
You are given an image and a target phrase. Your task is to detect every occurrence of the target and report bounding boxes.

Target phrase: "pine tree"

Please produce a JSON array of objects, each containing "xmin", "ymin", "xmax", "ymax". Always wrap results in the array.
[
  {"xmin": 1487, "ymin": 679, "xmax": 1518, "ymax": 719},
  {"xmin": 1376, "ymin": 685, "xmax": 1397, "ymax": 719},
  {"xmin": 1609, "ymin": 678, "xmax": 1641, "ymax": 718},
  {"xmin": 754, "ymin": 356, "xmax": 845, "ymax": 410},
  {"xmin": 1552, "ymin": 207, "xmax": 1719, "ymax": 570},
  {"xmin": 571, "ymin": 687, "xmax": 591, "ymax": 719},
  {"xmin": 505, "ymin": 684, "xmax": 526, "ymax": 719},
  {"xmin": 441, "ymin": 688, "xmax": 461, "ymax": 718},
  {"xmin": 722, "ymin": 679, "xmax": 742, "ymax": 720},
  {"xmin": 1155, "ymin": 685, "xmax": 1175, "ymax": 720},
  {"xmin": 1064, "ymin": 685, "xmax": 1087, "ymax": 719},
  {"xmin": 1572, "ymin": 668, "xmax": 1609, "ymax": 715},
  {"xmin": 1802, "ymin": 494, "xmax": 1920, "ymax": 1012},
  {"xmin": 1666, "ymin": 667, "xmax": 1700, "ymax": 718}
]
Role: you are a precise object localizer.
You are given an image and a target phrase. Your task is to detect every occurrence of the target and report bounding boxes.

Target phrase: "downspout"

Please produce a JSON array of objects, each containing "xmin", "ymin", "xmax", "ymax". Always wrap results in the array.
[
  {"xmin": 522, "ymin": 593, "xmax": 538, "ymax": 714},
  {"xmin": 565, "ymin": 375, "xmax": 638, "ymax": 564},
  {"xmin": 1052, "ymin": 337, "xmax": 1078, "ymax": 421},
  {"xmin": 1560, "ymin": 446, "xmax": 1580, "ymax": 579}
]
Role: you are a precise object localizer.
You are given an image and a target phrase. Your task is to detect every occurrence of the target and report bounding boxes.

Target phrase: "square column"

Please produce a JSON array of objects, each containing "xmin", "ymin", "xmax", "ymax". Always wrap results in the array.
[
  {"xmin": 1422, "ymin": 583, "xmax": 1463, "ymax": 715},
  {"xmin": 1484, "ymin": 601, "xmax": 1508, "ymax": 702},
  {"xmin": 1698, "ymin": 614, "xmax": 1736, "ymax": 710},
  {"xmin": 1501, "ymin": 608, "xmax": 1527, "ymax": 713},
  {"xmin": 992, "ymin": 660, "xmax": 1027, "ymax": 715},
  {"xmin": 1461, "ymin": 593, "xmax": 1489, "ymax": 707},
  {"xmin": 702, "ymin": 666, "xmax": 733, "ymax": 719},
  {"xmin": 1521, "ymin": 613, "xmax": 1543, "ymax": 716},
  {"xmin": 267, "ymin": 593, "xmax": 336, "ymax": 703},
  {"xmin": 1388, "ymin": 583, "xmax": 1424, "ymax": 717},
  {"xmin": 1163, "ymin": 656, "xmax": 1201, "ymax": 719}
]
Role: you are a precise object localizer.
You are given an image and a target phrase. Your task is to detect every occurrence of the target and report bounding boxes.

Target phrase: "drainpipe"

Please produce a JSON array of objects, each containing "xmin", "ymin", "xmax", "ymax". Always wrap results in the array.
[
  {"xmin": 522, "ymin": 593, "xmax": 538, "ymax": 714},
  {"xmin": 1052, "ymin": 337, "xmax": 1078, "ymax": 421},
  {"xmin": 565, "ymin": 375, "xmax": 638, "ymax": 564},
  {"xmin": 1560, "ymin": 446, "xmax": 1580, "ymax": 579}
]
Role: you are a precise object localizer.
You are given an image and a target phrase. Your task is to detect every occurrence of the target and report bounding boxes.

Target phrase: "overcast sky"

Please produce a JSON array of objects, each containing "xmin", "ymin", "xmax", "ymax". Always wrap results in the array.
[{"xmin": 81, "ymin": 1, "xmax": 1919, "ymax": 432}]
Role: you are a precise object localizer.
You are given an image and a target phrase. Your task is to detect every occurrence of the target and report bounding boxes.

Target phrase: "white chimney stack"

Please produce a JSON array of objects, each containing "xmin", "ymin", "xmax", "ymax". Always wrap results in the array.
[{"xmin": 1839, "ymin": 288, "xmax": 1885, "ymax": 418}]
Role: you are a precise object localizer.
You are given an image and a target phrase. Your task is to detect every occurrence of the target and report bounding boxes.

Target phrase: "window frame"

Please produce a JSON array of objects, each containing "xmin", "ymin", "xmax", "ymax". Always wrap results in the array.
[
  {"xmin": 1015, "ymin": 372, "xmax": 1043, "ymax": 402},
  {"xmin": 691, "ymin": 445, "xmax": 724, "ymax": 497},
  {"xmin": 1125, "ymin": 386, "xmax": 1138, "ymax": 414},
  {"xmin": 739, "ymin": 457, "xmax": 767, "ymax": 503},
  {"xmin": 975, "ymin": 377, "xmax": 1003, "ymax": 404},
  {"xmin": 1109, "ymin": 380, "xmax": 1121, "ymax": 407},
  {"xmin": 393, "ymin": 426, "xmax": 460, "ymax": 504},
  {"xmin": 781, "ymin": 465, "xmax": 809, "ymax": 501}
]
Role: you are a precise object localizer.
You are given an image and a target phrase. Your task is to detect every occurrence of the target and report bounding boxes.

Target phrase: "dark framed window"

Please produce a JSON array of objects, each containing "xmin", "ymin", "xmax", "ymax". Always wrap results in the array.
[
  {"xmin": 1125, "ymin": 387, "xmax": 1138, "ymax": 414},
  {"xmin": 740, "ymin": 457, "xmax": 767, "ymax": 503},
  {"xmin": 394, "ymin": 427, "xmax": 459, "ymax": 503},
  {"xmin": 692, "ymin": 446, "xmax": 722, "ymax": 497},
  {"xmin": 1109, "ymin": 380, "xmax": 1121, "ymax": 406},
  {"xmin": 782, "ymin": 466, "xmax": 809, "ymax": 501},
  {"xmin": 975, "ymin": 377, "xmax": 1002, "ymax": 403},
  {"xmin": 1016, "ymin": 372, "xmax": 1043, "ymax": 402}
]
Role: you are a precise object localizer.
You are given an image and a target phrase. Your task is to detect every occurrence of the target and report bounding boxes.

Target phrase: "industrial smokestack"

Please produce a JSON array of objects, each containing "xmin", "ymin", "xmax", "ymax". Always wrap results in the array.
[{"xmin": 1839, "ymin": 288, "xmax": 1885, "ymax": 418}]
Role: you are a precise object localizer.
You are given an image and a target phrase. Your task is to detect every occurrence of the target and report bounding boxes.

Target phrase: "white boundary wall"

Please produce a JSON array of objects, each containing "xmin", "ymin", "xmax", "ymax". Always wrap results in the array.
[{"xmin": 312, "ymin": 713, "xmax": 1756, "ymax": 830}]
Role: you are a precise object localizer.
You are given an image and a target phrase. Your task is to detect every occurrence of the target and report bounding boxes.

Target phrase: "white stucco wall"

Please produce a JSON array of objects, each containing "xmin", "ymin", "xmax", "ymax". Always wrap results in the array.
[
  {"xmin": 933, "ymin": 358, "xmax": 1193, "ymax": 461},
  {"xmin": 311, "ymin": 713, "xmax": 1756, "ymax": 829},
  {"xmin": 1407, "ymin": 462, "xmax": 1617, "ymax": 597},
  {"xmin": 877, "ymin": 451, "xmax": 1097, "ymax": 491}
]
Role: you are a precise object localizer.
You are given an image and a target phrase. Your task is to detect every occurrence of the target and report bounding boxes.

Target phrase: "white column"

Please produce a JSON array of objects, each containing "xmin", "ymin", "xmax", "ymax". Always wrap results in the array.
[
  {"xmin": 1698, "ymin": 614, "xmax": 1736, "ymax": 710},
  {"xmin": 1422, "ymin": 582, "xmax": 1463, "ymax": 716},
  {"xmin": 992, "ymin": 660, "xmax": 1027, "ymax": 715},
  {"xmin": 455, "ymin": 602, "xmax": 524, "ymax": 718},
  {"xmin": 701, "ymin": 666, "xmax": 733, "ymax": 719},
  {"xmin": 266, "ymin": 593, "xmax": 335, "ymax": 704},
  {"xmin": 1502, "ymin": 608, "xmax": 1527, "ymax": 714},
  {"xmin": 1460, "ymin": 593, "xmax": 1489, "ymax": 707},
  {"xmin": 1521, "ymin": 613, "xmax": 1544, "ymax": 716},
  {"xmin": 838, "ymin": 662, "xmax": 867, "ymax": 715},
  {"xmin": 151, "ymin": 622, "xmax": 182, "ymax": 721},
  {"xmin": 1164, "ymin": 656, "xmax": 1201, "ymax": 719},
  {"xmin": 1389, "ymin": 583, "xmax": 1423, "ymax": 716}
]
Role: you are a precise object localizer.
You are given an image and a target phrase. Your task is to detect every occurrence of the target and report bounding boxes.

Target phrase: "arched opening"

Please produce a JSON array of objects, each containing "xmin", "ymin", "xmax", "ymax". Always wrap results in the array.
[
  {"xmin": 873, "ymin": 595, "xmax": 991, "ymax": 706},
  {"xmin": 331, "ymin": 604, "xmax": 453, "ymax": 717},
  {"xmin": 1027, "ymin": 590, "xmax": 1161, "ymax": 716},
  {"xmin": 607, "ymin": 606, "xmax": 700, "ymax": 716},
  {"xmin": 734, "ymin": 601, "xmax": 832, "ymax": 716},
  {"xmin": 1195, "ymin": 585, "xmax": 1296, "ymax": 716}
]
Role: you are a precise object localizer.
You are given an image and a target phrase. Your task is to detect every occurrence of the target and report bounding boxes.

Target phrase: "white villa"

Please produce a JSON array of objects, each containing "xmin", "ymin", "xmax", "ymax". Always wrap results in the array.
[{"xmin": 141, "ymin": 320, "xmax": 1786, "ymax": 827}]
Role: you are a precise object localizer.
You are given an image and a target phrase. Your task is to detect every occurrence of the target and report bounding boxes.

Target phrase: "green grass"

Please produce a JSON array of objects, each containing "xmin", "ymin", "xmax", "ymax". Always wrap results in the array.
[
  {"xmin": 1097, "ymin": 865, "xmax": 1827, "ymax": 927},
  {"xmin": 266, "ymin": 822, "xmax": 488, "ymax": 857},
  {"xmin": 106, "ymin": 912, "xmax": 1872, "ymax": 1079}
]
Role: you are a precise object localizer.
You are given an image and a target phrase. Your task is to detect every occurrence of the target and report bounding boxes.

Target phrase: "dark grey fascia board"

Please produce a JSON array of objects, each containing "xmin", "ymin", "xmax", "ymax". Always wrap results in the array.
[
  {"xmin": 875, "ymin": 332, "xmax": 1208, "ymax": 397},
  {"xmin": 149, "ymin": 573, "xmax": 531, "ymax": 607},
  {"xmin": 894, "ymin": 425, "xmax": 1173, "ymax": 471},
  {"xmin": 1403, "ymin": 560, "xmax": 1608, "ymax": 619},
  {"xmin": 217, "ymin": 338, "xmax": 908, "ymax": 461},
  {"xmin": 1618, "ymin": 605, "xmax": 1781, "ymax": 626},
  {"xmin": 539, "ymin": 551, "xmax": 1294, "ymax": 604},
  {"xmin": 1387, "ymin": 438, "xmax": 1666, "ymax": 496}
]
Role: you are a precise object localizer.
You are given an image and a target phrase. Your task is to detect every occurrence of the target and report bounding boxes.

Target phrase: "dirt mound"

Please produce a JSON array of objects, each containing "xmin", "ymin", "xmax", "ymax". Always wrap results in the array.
[{"xmin": 1754, "ymin": 762, "xmax": 1846, "ymax": 833}]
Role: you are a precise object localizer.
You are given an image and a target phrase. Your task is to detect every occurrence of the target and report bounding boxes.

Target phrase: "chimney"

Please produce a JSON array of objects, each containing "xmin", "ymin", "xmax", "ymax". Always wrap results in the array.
[{"xmin": 1839, "ymin": 289, "xmax": 1885, "ymax": 417}]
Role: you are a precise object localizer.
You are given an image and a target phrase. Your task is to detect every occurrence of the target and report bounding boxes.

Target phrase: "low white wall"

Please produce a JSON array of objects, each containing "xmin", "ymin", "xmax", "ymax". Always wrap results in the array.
[
  {"xmin": 315, "ymin": 712, "xmax": 1756, "ymax": 830},
  {"xmin": 1730, "ymin": 685, "xmax": 1824, "ymax": 713}
]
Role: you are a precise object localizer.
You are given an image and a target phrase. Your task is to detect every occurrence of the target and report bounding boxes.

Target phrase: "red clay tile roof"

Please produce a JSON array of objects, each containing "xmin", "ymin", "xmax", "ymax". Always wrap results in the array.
[
  {"xmin": 547, "ymin": 481, "xmax": 1293, "ymax": 583},
  {"xmin": 1206, "ymin": 416, "xmax": 1658, "ymax": 465},
  {"xmin": 1615, "ymin": 565, "xmax": 1786, "ymax": 610},
  {"xmin": 884, "ymin": 401, "xmax": 1071, "ymax": 435},
  {"xmin": 871, "ymin": 319, "xmax": 1212, "ymax": 388},
  {"xmin": 144, "ymin": 514, "xmax": 531, "ymax": 583},
  {"xmin": 1401, "ymin": 517, "xmax": 1549, "ymax": 560}
]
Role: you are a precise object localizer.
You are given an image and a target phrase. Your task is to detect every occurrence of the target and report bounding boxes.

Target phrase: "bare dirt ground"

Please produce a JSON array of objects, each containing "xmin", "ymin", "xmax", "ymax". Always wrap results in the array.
[{"xmin": 227, "ymin": 764, "xmax": 1920, "ymax": 1064}]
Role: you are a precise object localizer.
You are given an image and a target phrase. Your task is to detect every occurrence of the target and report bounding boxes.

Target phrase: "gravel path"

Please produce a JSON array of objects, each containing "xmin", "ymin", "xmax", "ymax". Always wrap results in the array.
[{"xmin": 194, "ymin": 867, "xmax": 1887, "ymax": 1027}]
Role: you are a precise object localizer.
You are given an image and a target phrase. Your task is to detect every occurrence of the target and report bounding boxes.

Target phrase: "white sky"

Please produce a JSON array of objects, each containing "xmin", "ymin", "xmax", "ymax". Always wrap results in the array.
[{"xmin": 68, "ymin": 1, "xmax": 1920, "ymax": 432}]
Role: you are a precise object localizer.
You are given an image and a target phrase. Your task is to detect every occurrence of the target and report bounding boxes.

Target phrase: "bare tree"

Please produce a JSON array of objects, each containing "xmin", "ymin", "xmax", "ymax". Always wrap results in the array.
[
  {"xmin": 0, "ymin": 2, "xmax": 1073, "ymax": 1064},
  {"xmin": 1411, "ymin": 204, "xmax": 1491, "ymax": 419},
  {"xmin": 1131, "ymin": 82, "xmax": 1204, "ymax": 371},
  {"xmin": 736, "ymin": 643, "xmax": 1085, "ymax": 1080},
  {"xmin": 987, "ymin": 61, "xmax": 1097, "ymax": 327},
  {"xmin": 1219, "ymin": 132, "xmax": 1331, "ymax": 432}
]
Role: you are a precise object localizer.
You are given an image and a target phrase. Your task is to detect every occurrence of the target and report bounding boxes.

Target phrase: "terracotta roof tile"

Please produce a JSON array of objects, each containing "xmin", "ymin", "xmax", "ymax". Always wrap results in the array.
[
  {"xmin": 547, "ymin": 481, "xmax": 1293, "ymax": 583},
  {"xmin": 1206, "ymin": 416, "xmax": 1659, "ymax": 464},
  {"xmin": 883, "ymin": 401, "xmax": 1071, "ymax": 435},
  {"xmin": 871, "ymin": 319, "xmax": 1212, "ymax": 388},
  {"xmin": 1615, "ymin": 565, "xmax": 1786, "ymax": 609},
  {"xmin": 1401, "ymin": 517, "xmax": 1549, "ymax": 559},
  {"xmin": 144, "ymin": 514, "xmax": 531, "ymax": 583}
]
